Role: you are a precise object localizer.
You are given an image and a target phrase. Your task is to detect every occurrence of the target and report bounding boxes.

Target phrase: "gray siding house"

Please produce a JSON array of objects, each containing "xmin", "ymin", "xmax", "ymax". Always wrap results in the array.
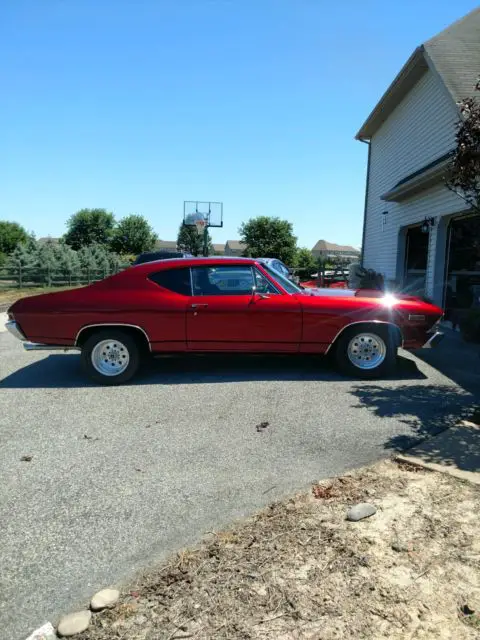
[{"xmin": 357, "ymin": 7, "xmax": 480, "ymax": 318}]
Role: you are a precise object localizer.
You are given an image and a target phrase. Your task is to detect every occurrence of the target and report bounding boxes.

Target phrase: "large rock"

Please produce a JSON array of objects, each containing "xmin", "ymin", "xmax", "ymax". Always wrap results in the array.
[
  {"xmin": 57, "ymin": 611, "xmax": 91, "ymax": 637},
  {"xmin": 90, "ymin": 588, "xmax": 120, "ymax": 611},
  {"xmin": 346, "ymin": 503, "xmax": 377, "ymax": 522}
]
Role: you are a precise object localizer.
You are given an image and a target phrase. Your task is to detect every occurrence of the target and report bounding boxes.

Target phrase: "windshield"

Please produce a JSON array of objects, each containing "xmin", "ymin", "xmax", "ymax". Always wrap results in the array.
[{"xmin": 261, "ymin": 263, "xmax": 303, "ymax": 294}]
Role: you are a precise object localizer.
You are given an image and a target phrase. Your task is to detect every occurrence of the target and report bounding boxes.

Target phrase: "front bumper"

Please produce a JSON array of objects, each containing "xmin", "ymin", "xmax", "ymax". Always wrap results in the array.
[
  {"xmin": 422, "ymin": 331, "xmax": 444, "ymax": 349},
  {"xmin": 5, "ymin": 320, "xmax": 26, "ymax": 341}
]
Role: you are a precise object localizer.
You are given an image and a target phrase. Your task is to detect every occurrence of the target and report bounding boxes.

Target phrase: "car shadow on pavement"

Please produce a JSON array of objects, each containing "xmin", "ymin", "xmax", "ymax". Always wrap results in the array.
[
  {"xmin": 0, "ymin": 353, "xmax": 427, "ymax": 388},
  {"xmin": 351, "ymin": 382, "xmax": 478, "ymax": 470}
]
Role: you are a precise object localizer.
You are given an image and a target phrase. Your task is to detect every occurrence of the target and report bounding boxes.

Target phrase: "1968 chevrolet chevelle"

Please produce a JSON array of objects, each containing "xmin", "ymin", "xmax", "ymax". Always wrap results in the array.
[{"xmin": 5, "ymin": 257, "xmax": 444, "ymax": 384}]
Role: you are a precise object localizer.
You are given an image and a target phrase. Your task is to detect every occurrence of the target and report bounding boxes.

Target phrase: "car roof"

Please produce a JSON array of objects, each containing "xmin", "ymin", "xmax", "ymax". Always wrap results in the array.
[{"xmin": 129, "ymin": 255, "xmax": 257, "ymax": 273}]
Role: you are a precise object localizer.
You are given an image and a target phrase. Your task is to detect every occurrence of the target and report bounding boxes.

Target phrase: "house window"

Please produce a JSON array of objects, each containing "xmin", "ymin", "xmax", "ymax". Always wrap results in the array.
[{"xmin": 403, "ymin": 226, "xmax": 429, "ymax": 296}]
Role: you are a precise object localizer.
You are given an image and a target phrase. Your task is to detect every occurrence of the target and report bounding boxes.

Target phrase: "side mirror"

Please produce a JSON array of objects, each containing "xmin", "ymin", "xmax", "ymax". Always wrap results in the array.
[{"xmin": 250, "ymin": 286, "xmax": 269, "ymax": 302}]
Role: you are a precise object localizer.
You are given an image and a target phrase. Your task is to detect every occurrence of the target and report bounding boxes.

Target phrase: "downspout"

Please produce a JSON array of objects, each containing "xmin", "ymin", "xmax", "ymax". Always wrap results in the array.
[{"xmin": 359, "ymin": 138, "xmax": 371, "ymax": 268}]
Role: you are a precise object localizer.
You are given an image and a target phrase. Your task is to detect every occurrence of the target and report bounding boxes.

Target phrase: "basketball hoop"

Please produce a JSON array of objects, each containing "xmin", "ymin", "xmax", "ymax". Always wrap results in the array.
[{"xmin": 194, "ymin": 217, "xmax": 206, "ymax": 236}]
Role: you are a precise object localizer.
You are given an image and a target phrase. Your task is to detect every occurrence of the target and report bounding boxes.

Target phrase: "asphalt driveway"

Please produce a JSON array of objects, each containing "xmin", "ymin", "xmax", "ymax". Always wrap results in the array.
[{"xmin": 0, "ymin": 326, "xmax": 475, "ymax": 639}]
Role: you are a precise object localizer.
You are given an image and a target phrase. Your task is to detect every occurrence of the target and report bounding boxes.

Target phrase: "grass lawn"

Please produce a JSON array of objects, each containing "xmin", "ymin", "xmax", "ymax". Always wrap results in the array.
[{"xmin": 0, "ymin": 285, "xmax": 81, "ymax": 307}]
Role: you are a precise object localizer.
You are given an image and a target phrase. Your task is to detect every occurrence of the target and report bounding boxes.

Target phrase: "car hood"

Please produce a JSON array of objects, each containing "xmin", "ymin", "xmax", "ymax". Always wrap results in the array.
[{"xmin": 301, "ymin": 287, "xmax": 434, "ymax": 304}]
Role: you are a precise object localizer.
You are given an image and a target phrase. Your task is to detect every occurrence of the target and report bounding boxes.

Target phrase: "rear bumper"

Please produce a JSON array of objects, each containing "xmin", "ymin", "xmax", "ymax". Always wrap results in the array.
[
  {"xmin": 422, "ymin": 331, "xmax": 444, "ymax": 349},
  {"xmin": 5, "ymin": 320, "xmax": 26, "ymax": 341}
]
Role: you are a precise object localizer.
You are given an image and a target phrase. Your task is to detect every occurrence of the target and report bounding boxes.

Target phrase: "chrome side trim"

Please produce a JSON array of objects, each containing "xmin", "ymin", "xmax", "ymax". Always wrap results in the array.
[
  {"xmin": 6, "ymin": 320, "xmax": 26, "ymax": 341},
  {"xmin": 324, "ymin": 320, "xmax": 404, "ymax": 354},
  {"xmin": 24, "ymin": 342, "xmax": 80, "ymax": 352},
  {"xmin": 74, "ymin": 323, "xmax": 152, "ymax": 351}
]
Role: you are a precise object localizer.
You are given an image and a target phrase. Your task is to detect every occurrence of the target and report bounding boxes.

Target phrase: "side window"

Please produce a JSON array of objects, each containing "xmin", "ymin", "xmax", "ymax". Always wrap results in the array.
[
  {"xmin": 192, "ymin": 266, "xmax": 254, "ymax": 296},
  {"xmin": 254, "ymin": 269, "xmax": 279, "ymax": 294},
  {"xmin": 148, "ymin": 268, "xmax": 192, "ymax": 296}
]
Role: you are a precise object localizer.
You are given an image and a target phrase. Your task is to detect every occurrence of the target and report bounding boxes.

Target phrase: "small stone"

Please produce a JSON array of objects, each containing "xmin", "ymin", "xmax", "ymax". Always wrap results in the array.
[
  {"xmin": 346, "ymin": 503, "xmax": 377, "ymax": 522},
  {"xmin": 57, "ymin": 610, "xmax": 92, "ymax": 637},
  {"xmin": 90, "ymin": 588, "xmax": 120, "ymax": 611},
  {"xmin": 392, "ymin": 541, "xmax": 409, "ymax": 552}
]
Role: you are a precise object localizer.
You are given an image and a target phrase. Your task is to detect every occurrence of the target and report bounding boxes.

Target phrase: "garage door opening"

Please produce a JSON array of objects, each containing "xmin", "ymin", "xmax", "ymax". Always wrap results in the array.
[{"xmin": 444, "ymin": 214, "xmax": 480, "ymax": 325}]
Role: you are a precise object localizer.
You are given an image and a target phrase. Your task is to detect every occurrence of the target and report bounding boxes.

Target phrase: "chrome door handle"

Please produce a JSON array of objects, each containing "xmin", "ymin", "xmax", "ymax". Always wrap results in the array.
[{"xmin": 191, "ymin": 303, "xmax": 209, "ymax": 309}]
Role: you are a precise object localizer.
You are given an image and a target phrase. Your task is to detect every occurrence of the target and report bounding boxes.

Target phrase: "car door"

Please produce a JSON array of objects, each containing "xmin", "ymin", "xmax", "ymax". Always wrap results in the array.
[
  {"xmin": 186, "ymin": 265, "xmax": 302, "ymax": 351},
  {"xmin": 146, "ymin": 266, "xmax": 192, "ymax": 350}
]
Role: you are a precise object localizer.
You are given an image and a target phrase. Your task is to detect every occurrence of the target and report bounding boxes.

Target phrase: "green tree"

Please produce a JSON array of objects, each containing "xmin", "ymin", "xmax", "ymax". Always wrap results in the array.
[
  {"xmin": 293, "ymin": 247, "xmax": 317, "ymax": 273},
  {"xmin": 6, "ymin": 238, "xmax": 38, "ymax": 286},
  {"xmin": 111, "ymin": 214, "xmax": 158, "ymax": 255},
  {"xmin": 54, "ymin": 243, "xmax": 81, "ymax": 283},
  {"xmin": 90, "ymin": 243, "xmax": 112, "ymax": 275},
  {"xmin": 64, "ymin": 208, "xmax": 116, "ymax": 250},
  {"xmin": 177, "ymin": 223, "xmax": 213, "ymax": 256},
  {"xmin": 77, "ymin": 246, "xmax": 98, "ymax": 281},
  {"xmin": 239, "ymin": 216, "xmax": 297, "ymax": 264},
  {"xmin": 36, "ymin": 239, "xmax": 58, "ymax": 286},
  {"xmin": 0, "ymin": 221, "xmax": 29, "ymax": 255}
]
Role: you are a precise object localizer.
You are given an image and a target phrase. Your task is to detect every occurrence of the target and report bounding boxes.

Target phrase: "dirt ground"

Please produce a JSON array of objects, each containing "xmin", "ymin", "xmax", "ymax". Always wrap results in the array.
[{"xmin": 78, "ymin": 459, "xmax": 480, "ymax": 640}]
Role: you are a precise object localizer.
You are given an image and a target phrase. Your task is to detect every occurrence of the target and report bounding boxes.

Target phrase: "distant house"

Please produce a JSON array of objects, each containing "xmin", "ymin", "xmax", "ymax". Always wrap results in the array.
[
  {"xmin": 38, "ymin": 237, "xmax": 60, "ymax": 245},
  {"xmin": 356, "ymin": 6, "xmax": 480, "ymax": 317},
  {"xmin": 312, "ymin": 240, "xmax": 360, "ymax": 261},
  {"xmin": 212, "ymin": 243, "xmax": 225, "ymax": 256},
  {"xmin": 224, "ymin": 240, "xmax": 246, "ymax": 256},
  {"xmin": 154, "ymin": 240, "xmax": 178, "ymax": 252}
]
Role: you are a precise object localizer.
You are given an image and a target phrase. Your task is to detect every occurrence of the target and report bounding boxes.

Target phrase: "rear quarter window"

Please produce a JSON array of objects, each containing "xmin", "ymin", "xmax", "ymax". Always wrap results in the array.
[{"xmin": 149, "ymin": 268, "xmax": 191, "ymax": 296}]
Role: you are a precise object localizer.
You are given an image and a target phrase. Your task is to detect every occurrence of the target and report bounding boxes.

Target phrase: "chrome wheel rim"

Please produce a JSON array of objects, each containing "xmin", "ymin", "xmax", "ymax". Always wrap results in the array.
[
  {"xmin": 91, "ymin": 339, "xmax": 130, "ymax": 376},
  {"xmin": 347, "ymin": 332, "xmax": 387, "ymax": 370}
]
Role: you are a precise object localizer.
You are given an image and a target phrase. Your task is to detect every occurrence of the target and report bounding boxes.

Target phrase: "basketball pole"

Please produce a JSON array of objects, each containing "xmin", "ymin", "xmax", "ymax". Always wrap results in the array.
[{"xmin": 203, "ymin": 225, "xmax": 209, "ymax": 257}]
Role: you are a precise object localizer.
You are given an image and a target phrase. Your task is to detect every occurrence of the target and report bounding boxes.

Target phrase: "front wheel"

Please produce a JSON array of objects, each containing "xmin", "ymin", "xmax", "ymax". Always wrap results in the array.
[
  {"xmin": 81, "ymin": 329, "xmax": 142, "ymax": 385},
  {"xmin": 334, "ymin": 325, "xmax": 397, "ymax": 379}
]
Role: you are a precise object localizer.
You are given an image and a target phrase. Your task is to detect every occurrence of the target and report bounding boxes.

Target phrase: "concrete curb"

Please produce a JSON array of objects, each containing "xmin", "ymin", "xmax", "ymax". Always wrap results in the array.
[
  {"xmin": 395, "ymin": 419, "xmax": 480, "ymax": 486},
  {"xmin": 24, "ymin": 622, "xmax": 57, "ymax": 640}
]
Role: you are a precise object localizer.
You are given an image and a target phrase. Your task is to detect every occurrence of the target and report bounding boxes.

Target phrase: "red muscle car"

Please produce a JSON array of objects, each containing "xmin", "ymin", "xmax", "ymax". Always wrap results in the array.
[{"xmin": 5, "ymin": 257, "xmax": 444, "ymax": 385}]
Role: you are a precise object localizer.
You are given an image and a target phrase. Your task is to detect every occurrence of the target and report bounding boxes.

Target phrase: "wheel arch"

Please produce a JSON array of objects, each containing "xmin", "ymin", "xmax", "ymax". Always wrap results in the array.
[
  {"xmin": 326, "ymin": 320, "xmax": 403, "ymax": 354},
  {"xmin": 75, "ymin": 324, "xmax": 151, "ymax": 352}
]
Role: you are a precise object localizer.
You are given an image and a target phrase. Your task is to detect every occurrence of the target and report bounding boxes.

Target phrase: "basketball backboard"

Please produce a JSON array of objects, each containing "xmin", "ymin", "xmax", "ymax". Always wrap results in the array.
[{"xmin": 183, "ymin": 201, "xmax": 223, "ymax": 228}]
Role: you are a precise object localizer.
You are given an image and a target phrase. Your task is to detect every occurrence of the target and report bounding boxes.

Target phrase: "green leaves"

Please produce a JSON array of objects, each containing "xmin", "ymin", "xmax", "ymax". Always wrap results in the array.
[
  {"xmin": 0, "ymin": 221, "xmax": 29, "ymax": 255},
  {"xmin": 177, "ymin": 223, "xmax": 212, "ymax": 256},
  {"xmin": 64, "ymin": 209, "xmax": 116, "ymax": 250},
  {"xmin": 111, "ymin": 214, "xmax": 158, "ymax": 255},
  {"xmin": 239, "ymin": 216, "xmax": 297, "ymax": 264},
  {"xmin": 293, "ymin": 247, "xmax": 317, "ymax": 273}
]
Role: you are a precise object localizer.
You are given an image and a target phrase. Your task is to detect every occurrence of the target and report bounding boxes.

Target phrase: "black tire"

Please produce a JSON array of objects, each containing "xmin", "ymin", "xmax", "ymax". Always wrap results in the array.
[
  {"xmin": 334, "ymin": 324, "xmax": 397, "ymax": 379},
  {"xmin": 81, "ymin": 329, "xmax": 142, "ymax": 385}
]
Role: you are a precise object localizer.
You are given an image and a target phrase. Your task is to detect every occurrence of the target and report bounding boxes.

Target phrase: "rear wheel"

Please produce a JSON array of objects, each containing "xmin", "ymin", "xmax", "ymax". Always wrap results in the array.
[
  {"xmin": 81, "ymin": 329, "xmax": 142, "ymax": 385},
  {"xmin": 334, "ymin": 325, "xmax": 397, "ymax": 379}
]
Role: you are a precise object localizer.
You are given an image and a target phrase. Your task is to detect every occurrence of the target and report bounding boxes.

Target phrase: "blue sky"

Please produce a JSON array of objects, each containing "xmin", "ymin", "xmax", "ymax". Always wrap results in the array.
[{"xmin": 2, "ymin": 0, "xmax": 479, "ymax": 249}]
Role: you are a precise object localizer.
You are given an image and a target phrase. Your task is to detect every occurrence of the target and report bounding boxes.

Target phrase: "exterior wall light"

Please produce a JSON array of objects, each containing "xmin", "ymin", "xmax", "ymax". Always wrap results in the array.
[
  {"xmin": 382, "ymin": 211, "xmax": 388, "ymax": 231},
  {"xmin": 421, "ymin": 217, "xmax": 435, "ymax": 234}
]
